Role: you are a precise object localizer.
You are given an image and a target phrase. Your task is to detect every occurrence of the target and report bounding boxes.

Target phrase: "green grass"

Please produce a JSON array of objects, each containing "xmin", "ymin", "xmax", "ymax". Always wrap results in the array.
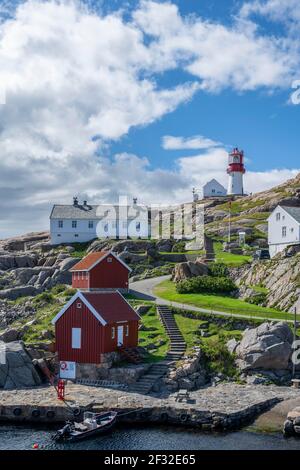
[
  {"xmin": 138, "ymin": 307, "xmax": 169, "ymax": 362},
  {"xmin": 154, "ymin": 279, "xmax": 292, "ymax": 321},
  {"xmin": 174, "ymin": 314, "xmax": 242, "ymax": 378},
  {"xmin": 213, "ymin": 242, "xmax": 252, "ymax": 266}
]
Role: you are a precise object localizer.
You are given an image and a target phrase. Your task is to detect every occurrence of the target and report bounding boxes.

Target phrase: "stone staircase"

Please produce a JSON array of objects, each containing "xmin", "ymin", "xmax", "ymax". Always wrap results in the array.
[{"xmin": 128, "ymin": 305, "xmax": 186, "ymax": 394}]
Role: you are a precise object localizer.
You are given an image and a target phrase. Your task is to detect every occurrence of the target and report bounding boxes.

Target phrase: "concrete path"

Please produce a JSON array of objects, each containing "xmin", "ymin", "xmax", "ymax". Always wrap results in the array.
[{"xmin": 130, "ymin": 276, "xmax": 293, "ymax": 323}]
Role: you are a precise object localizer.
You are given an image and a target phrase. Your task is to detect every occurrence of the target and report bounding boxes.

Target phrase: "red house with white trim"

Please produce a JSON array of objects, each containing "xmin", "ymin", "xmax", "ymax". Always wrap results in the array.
[
  {"xmin": 70, "ymin": 251, "xmax": 131, "ymax": 292},
  {"xmin": 52, "ymin": 291, "xmax": 140, "ymax": 364},
  {"xmin": 52, "ymin": 251, "xmax": 139, "ymax": 376}
]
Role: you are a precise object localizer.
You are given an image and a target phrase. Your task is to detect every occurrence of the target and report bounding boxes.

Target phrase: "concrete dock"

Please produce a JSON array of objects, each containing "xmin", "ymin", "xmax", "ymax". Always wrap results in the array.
[{"xmin": 0, "ymin": 382, "xmax": 299, "ymax": 431}]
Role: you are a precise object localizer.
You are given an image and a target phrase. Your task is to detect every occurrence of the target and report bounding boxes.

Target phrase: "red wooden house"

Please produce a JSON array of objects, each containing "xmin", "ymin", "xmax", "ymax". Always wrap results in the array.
[
  {"xmin": 70, "ymin": 251, "xmax": 131, "ymax": 292},
  {"xmin": 52, "ymin": 291, "xmax": 140, "ymax": 369}
]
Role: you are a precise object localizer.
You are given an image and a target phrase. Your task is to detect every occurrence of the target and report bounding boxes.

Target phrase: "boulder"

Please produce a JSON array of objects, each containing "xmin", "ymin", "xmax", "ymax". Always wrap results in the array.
[
  {"xmin": 172, "ymin": 261, "xmax": 209, "ymax": 282},
  {"xmin": 235, "ymin": 322, "xmax": 293, "ymax": 371},
  {"xmin": 156, "ymin": 239, "xmax": 173, "ymax": 252},
  {"xmin": 0, "ymin": 341, "xmax": 42, "ymax": 389}
]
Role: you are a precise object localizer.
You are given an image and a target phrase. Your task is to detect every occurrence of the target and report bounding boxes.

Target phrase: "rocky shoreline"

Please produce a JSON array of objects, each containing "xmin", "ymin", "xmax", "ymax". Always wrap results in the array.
[{"xmin": 0, "ymin": 382, "xmax": 299, "ymax": 432}]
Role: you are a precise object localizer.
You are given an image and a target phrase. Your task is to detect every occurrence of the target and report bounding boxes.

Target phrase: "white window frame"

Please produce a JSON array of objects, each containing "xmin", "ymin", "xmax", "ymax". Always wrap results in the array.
[
  {"xmin": 125, "ymin": 324, "xmax": 129, "ymax": 337},
  {"xmin": 107, "ymin": 257, "xmax": 113, "ymax": 263},
  {"xmin": 276, "ymin": 213, "xmax": 281, "ymax": 221},
  {"xmin": 88, "ymin": 221, "xmax": 94, "ymax": 229},
  {"xmin": 72, "ymin": 328, "xmax": 81, "ymax": 349},
  {"xmin": 282, "ymin": 226, "xmax": 287, "ymax": 238},
  {"xmin": 77, "ymin": 302, "xmax": 82, "ymax": 309},
  {"xmin": 72, "ymin": 220, "xmax": 77, "ymax": 228},
  {"xmin": 111, "ymin": 327, "xmax": 115, "ymax": 339},
  {"xmin": 58, "ymin": 220, "xmax": 63, "ymax": 228}
]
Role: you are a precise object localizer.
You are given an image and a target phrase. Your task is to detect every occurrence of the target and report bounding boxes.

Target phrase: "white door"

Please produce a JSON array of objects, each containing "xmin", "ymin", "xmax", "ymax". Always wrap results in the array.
[{"xmin": 117, "ymin": 326, "xmax": 124, "ymax": 346}]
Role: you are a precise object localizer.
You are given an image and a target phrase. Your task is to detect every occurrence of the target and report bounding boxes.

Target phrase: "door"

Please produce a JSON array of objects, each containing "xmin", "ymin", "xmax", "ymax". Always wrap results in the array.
[{"xmin": 117, "ymin": 325, "xmax": 124, "ymax": 346}]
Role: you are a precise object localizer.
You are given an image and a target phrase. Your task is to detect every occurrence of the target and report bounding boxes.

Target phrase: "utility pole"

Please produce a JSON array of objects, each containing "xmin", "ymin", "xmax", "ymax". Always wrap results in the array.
[
  {"xmin": 228, "ymin": 200, "xmax": 231, "ymax": 250},
  {"xmin": 293, "ymin": 306, "xmax": 297, "ymax": 378}
]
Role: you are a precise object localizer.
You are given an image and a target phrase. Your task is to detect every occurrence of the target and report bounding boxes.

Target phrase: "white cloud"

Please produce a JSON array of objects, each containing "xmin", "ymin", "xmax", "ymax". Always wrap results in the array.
[
  {"xmin": 240, "ymin": 0, "xmax": 300, "ymax": 29},
  {"xmin": 0, "ymin": 0, "xmax": 299, "ymax": 237},
  {"xmin": 162, "ymin": 135, "xmax": 222, "ymax": 150},
  {"xmin": 133, "ymin": 0, "xmax": 298, "ymax": 91}
]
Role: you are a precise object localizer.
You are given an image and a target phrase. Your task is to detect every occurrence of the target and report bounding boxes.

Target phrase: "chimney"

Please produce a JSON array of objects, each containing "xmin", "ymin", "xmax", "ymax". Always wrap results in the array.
[
  {"xmin": 73, "ymin": 196, "xmax": 78, "ymax": 206},
  {"xmin": 83, "ymin": 200, "xmax": 87, "ymax": 206}
]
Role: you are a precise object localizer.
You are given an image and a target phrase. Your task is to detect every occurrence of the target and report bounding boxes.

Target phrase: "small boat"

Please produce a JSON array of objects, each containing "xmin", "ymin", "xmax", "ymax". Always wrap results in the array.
[{"xmin": 53, "ymin": 411, "xmax": 118, "ymax": 442}]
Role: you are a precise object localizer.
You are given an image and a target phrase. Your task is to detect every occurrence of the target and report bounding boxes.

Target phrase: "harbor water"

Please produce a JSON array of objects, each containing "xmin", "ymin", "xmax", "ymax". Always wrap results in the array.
[{"xmin": 0, "ymin": 424, "xmax": 300, "ymax": 450}]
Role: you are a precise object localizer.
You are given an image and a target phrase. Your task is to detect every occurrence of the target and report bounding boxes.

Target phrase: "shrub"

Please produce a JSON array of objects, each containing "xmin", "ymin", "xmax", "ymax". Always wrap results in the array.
[
  {"xmin": 33, "ymin": 292, "xmax": 55, "ymax": 305},
  {"xmin": 63, "ymin": 288, "xmax": 77, "ymax": 298},
  {"xmin": 172, "ymin": 241, "xmax": 186, "ymax": 253},
  {"xmin": 245, "ymin": 293, "xmax": 267, "ymax": 306},
  {"xmin": 201, "ymin": 333, "xmax": 238, "ymax": 378},
  {"xmin": 209, "ymin": 263, "xmax": 229, "ymax": 278},
  {"xmin": 51, "ymin": 284, "xmax": 67, "ymax": 295},
  {"xmin": 176, "ymin": 275, "xmax": 236, "ymax": 295}
]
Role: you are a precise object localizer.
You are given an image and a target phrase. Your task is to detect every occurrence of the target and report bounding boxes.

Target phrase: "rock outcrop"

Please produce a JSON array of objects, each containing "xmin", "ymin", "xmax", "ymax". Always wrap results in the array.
[
  {"xmin": 0, "ymin": 341, "xmax": 42, "ymax": 389},
  {"xmin": 172, "ymin": 260, "xmax": 209, "ymax": 282},
  {"xmin": 232, "ymin": 322, "xmax": 293, "ymax": 372},
  {"xmin": 232, "ymin": 253, "xmax": 300, "ymax": 312}
]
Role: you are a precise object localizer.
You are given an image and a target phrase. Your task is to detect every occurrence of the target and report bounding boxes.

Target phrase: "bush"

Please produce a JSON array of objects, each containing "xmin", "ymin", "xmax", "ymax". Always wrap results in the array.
[
  {"xmin": 209, "ymin": 263, "xmax": 229, "ymax": 278},
  {"xmin": 245, "ymin": 293, "xmax": 267, "ymax": 306},
  {"xmin": 63, "ymin": 288, "xmax": 77, "ymax": 298},
  {"xmin": 176, "ymin": 275, "xmax": 236, "ymax": 295},
  {"xmin": 33, "ymin": 292, "xmax": 55, "ymax": 305},
  {"xmin": 201, "ymin": 333, "xmax": 238, "ymax": 378},
  {"xmin": 172, "ymin": 241, "xmax": 186, "ymax": 253},
  {"xmin": 51, "ymin": 284, "xmax": 67, "ymax": 295}
]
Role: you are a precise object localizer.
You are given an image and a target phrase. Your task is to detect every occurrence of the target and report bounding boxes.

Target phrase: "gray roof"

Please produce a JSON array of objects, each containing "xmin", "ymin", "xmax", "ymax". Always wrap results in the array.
[
  {"xmin": 50, "ymin": 204, "xmax": 149, "ymax": 220},
  {"xmin": 280, "ymin": 205, "xmax": 300, "ymax": 224}
]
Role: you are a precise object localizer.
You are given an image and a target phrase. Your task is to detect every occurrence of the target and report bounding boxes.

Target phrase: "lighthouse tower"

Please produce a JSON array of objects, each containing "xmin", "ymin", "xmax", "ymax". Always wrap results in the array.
[{"xmin": 227, "ymin": 148, "xmax": 245, "ymax": 195}]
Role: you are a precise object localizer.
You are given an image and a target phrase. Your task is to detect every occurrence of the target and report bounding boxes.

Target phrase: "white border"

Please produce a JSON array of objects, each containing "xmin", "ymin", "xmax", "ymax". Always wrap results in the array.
[{"xmin": 52, "ymin": 291, "xmax": 107, "ymax": 326}]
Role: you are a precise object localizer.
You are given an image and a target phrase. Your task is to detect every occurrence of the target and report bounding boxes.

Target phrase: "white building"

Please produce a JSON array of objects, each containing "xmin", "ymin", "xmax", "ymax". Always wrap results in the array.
[
  {"xmin": 50, "ymin": 198, "xmax": 150, "ymax": 245},
  {"xmin": 268, "ymin": 205, "xmax": 300, "ymax": 258},
  {"xmin": 203, "ymin": 179, "xmax": 227, "ymax": 198}
]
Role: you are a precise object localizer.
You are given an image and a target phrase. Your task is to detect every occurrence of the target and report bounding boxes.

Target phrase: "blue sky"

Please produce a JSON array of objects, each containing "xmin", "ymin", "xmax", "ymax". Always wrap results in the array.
[{"xmin": 0, "ymin": 0, "xmax": 300, "ymax": 237}]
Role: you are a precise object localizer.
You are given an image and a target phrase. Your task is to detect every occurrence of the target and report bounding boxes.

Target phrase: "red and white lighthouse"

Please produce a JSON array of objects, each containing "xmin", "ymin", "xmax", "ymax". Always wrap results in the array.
[{"xmin": 227, "ymin": 148, "xmax": 246, "ymax": 195}]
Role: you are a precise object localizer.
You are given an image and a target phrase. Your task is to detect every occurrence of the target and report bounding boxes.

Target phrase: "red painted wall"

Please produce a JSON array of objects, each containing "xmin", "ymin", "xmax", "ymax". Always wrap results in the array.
[
  {"xmin": 89, "ymin": 255, "xmax": 129, "ymax": 290},
  {"xmin": 72, "ymin": 272, "xmax": 89, "ymax": 289},
  {"xmin": 55, "ymin": 299, "xmax": 138, "ymax": 363}
]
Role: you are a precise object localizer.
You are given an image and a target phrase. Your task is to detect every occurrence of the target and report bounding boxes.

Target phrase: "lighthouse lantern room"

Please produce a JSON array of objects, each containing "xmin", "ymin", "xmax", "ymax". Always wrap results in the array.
[{"xmin": 227, "ymin": 148, "xmax": 245, "ymax": 195}]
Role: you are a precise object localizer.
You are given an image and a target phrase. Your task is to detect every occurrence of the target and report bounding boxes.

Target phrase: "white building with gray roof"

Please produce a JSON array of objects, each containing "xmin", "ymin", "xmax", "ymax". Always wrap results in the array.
[
  {"xmin": 50, "ymin": 197, "xmax": 150, "ymax": 245},
  {"xmin": 268, "ymin": 205, "xmax": 300, "ymax": 257}
]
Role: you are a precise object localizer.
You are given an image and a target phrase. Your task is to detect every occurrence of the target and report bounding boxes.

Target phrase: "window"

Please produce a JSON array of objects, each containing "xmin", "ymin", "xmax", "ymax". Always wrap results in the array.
[
  {"xmin": 58, "ymin": 220, "xmax": 63, "ymax": 228},
  {"xmin": 111, "ymin": 327, "xmax": 115, "ymax": 339},
  {"xmin": 136, "ymin": 222, "xmax": 141, "ymax": 232},
  {"xmin": 282, "ymin": 226, "xmax": 287, "ymax": 238},
  {"xmin": 107, "ymin": 257, "xmax": 112, "ymax": 263},
  {"xmin": 72, "ymin": 220, "xmax": 77, "ymax": 228},
  {"xmin": 57, "ymin": 234, "xmax": 61, "ymax": 237},
  {"xmin": 276, "ymin": 213, "xmax": 281, "ymax": 221},
  {"xmin": 291, "ymin": 228, "xmax": 294, "ymax": 233},
  {"xmin": 72, "ymin": 328, "xmax": 81, "ymax": 349},
  {"xmin": 74, "ymin": 234, "xmax": 79, "ymax": 238},
  {"xmin": 77, "ymin": 302, "xmax": 82, "ymax": 309},
  {"xmin": 212, "ymin": 189, "xmax": 215, "ymax": 194},
  {"xmin": 125, "ymin": 324, "xmax": 129, "ymax": 337},
  {"xmin": 104, "ymin": 223, "xmax": 108, "ymax": 233},
  {"xmin": 88, "ymin": 221, "xmax": 94, "ymax": 229}
]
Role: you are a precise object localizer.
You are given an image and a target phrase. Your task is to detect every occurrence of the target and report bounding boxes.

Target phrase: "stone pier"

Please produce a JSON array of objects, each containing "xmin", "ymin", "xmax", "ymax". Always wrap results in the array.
[{"xmin": 0, "ymin": 383, "xmax": 299, "ymax": 431}]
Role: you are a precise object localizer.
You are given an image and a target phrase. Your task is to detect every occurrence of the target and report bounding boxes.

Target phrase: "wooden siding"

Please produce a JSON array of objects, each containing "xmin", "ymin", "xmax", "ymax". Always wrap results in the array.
[
  {"xmin": 55, "ymin": 299, "xmax": 139, "ymax": 363},
  {"xmin": 88, "ymin": 255, "xmax": 129, "ymax": 290}
]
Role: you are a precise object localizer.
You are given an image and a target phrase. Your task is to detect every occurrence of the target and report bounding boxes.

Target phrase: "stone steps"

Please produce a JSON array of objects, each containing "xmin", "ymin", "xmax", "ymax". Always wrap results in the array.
[{"xmin": 129, "ymin": 305, "xmax": 186, "ymax": 395}]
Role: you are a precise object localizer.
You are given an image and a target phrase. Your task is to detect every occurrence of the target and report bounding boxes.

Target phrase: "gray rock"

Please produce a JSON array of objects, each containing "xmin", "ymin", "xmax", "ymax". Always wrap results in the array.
[
  {"xmin": 0, "ymin": 286, "xmax": 41, "ymax": 301},
  {"xmin": 0, "ymin": 328, "xmax": 20, "ymax": 343},
  {"xmin": 0, "ymin": 341, "xmax": 42, "ymax": 389},
  {"xmin": 236, "ymin": 322, "xmax": 293, "ymax": 371},
  {"xmin": 227, "ymin": 338, "xmax": 239, "ymax": 354},
  {"xmin": 172, "ymin": 261, "xmax": 209, "ymax": 282}
]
